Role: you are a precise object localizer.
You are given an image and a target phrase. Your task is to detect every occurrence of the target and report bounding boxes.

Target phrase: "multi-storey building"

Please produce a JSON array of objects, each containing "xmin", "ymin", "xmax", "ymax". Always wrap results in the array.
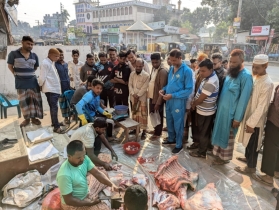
[{"xmin": 43, "ymin": 12, "xmax": 64, "ymax": 28}]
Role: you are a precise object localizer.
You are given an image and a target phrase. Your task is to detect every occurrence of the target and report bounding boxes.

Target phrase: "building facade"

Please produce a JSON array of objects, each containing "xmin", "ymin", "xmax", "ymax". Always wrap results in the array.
[{"xmin": 43, "ymin": 12, "xmax": 64, "ymax": 28}]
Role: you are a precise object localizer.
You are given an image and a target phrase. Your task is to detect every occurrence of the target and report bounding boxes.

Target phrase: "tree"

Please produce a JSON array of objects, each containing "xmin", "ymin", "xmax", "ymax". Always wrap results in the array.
[
  {"xmin": 169, "ymin": 19, "xmax": 181, "ymax": 27},
  {"xmin": 181, "ymin": 7, "xmax": 211, "ymax": 34},
  {"xmin": 62, "ymin": 9, "xmax": 70, "ymax": 23},
  {"xmin": 68, "ymin": 26, "xmax": 85, "ymax": 38},
  {"xmin": 181, "ymin": 20, "xmax": 193, "ymax": 33},
  {"xmin": 267, "ymin": 5, "xmax": 279, "ymax": 31},
  {"xmin": 202, "ymin": 0, "xmax": 278, "ymax": 30},
  {"xmin": 213, "ymin": 21, "xmax": 229, "ymax": 41},
  {"xmin": 154, "ymin": 6, "xmax": 172, "ymax": 24}
]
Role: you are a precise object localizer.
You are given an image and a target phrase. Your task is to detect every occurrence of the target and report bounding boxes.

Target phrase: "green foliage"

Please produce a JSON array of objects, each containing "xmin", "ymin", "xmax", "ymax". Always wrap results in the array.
[
  {"xmin": 68, "ymin": 26, "xmax": 85, "ymax": 38},
  {"xmin": 267, "ymin": 5, "xmax": 279, "ymax": 31},
  {"xmin": 154, "ymin": 6, "xmax": 172, "ymax": 24},
  {"xmin": 169, "ymin": 19, "xmax": 182, "ymax": 27},
  {"xmin": 62, "ymin": 9, "xmax": 70, "ymax": 22},
  {"xmin": 181, "ymin": 7, "xmax": 211, "ymax": 34},
  {"xmin": 201, "ymin": 0, "xmax": 278, "ymax": 30},
  {"xmin": 213, "ymin": 21, "xmax": 230, "ymax": 41},
  {"xmin": 181, "ymin": 20, "xmax": 193, "ymax": 33}
]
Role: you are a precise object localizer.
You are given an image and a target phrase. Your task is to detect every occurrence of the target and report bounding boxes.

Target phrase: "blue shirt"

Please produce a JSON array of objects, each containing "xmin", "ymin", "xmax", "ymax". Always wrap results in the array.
[
  {"xmin": 76, "ymin": 90, "xmax": 104, "ymax": 118},
  {"xmin": 55, "ymin": 61, "xmax": 71, "ymax": 93},
  {"xmin": 7, "ymin": 48, "xmax": 39, "ymax": 89}
]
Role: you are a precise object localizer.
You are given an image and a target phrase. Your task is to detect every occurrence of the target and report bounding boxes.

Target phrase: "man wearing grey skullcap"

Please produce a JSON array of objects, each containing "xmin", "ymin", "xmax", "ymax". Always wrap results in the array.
[{"xmin": 234, "ymin": 54, "xmax": 274, "ymax": 175}]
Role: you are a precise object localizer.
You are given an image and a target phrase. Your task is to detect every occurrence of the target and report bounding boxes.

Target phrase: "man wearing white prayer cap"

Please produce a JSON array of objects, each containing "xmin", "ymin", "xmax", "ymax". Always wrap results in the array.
[{"xmin": 234, "ymin": 54, "xmax": 274, "ymax": 175}]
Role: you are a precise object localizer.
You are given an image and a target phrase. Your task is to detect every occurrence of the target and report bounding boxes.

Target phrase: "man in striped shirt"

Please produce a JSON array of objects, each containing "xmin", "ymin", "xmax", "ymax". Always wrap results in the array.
[{"xmin": 190, "ymin": 59, "xmax": 219, "ymax": 158}]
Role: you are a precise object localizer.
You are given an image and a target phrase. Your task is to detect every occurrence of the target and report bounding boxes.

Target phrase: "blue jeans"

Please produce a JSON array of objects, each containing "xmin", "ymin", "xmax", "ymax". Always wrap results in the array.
[{"xmin": 45, "ymin": 92, "xmax": 60, "ymax": 129}]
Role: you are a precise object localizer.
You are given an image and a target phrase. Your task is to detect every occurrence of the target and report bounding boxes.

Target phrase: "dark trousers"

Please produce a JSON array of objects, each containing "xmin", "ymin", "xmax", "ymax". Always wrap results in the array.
[
  {"xmin": 149, "ymin": 99, "xmax": 164, "ymax": 136},
  {"xmin": 45, "ymin": 92, "xmax": 60, "ymax": 129},
  {"xmin": 115, "ymin": 94, "xmax": 129, "ymax": 106},
  {"xmin": 94, "ymin": 135, "xmax": 102, "ymax": 156},
  {"xmin": 100, "ymin": 89, "xmax": 115, "ymax": 108},
  {"xmin": 196, "ymin": 113, "xmax": 214, "ymax": 154},
  {"xmin": 261, "ymin": 121, "xmax": 279, "ymax": 176},
  {"xmin": 245, "ymin": 127, "xmax": 260, "ymax": 168},
  {"xmin": 191, "ymin": 110, "xmax": 199, "ymax": 143}
]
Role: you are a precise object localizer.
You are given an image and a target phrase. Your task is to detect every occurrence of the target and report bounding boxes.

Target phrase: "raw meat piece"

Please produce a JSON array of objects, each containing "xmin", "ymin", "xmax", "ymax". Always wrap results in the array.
[
  {"xmin": 137, "ymin": 157, "xmax": 156, "ymax": 164},
  {"xmin": 184, "ymin": 183, "xmax": 223, "ymax": 210},
  {"xmin": 119, "ymin": 178, "xmax": 134, "ymax": 188},
  {"xmin": 112, "ymin": 164, "xmax": 122, "ymax": 171},
  {"xmin": 154, "ymin": 156, "xmax": 199, "ymax": 208},
  {"xmin": 152, "ymin": 190, "xmax": 180, "ymax": 210},
  {"xmin": 131, "ymin": 174, "xmax": 148, "ymax": 187},
  {"xmin": 98, "ymin": 153, "xmax": 112, "ymax": 163},
  {"xmin": 155, "ymin": 156, "xmax": 198, "ymax": 191}
]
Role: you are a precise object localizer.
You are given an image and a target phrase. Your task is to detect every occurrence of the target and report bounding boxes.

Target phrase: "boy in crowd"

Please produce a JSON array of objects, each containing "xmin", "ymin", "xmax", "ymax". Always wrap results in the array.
[
  {"xmin": 68, "ymin": 49, "xmax": 84, "ymax": 89},
  {"xmin": 96, "ymin": 52, "xmax": 115, "ymax": 108},
  {"xmin": 80, "ymin": 53, "xmax": 98, "ymax": 83},
  {"xmin": 110, "ymin": 51, "xmax": 131, "ymax": 106}
]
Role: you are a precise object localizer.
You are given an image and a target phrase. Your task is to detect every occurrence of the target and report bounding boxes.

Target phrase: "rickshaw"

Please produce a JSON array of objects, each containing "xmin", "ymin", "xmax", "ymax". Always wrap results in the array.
[
  {"xmin": 231, "ymin": 43, "xmax": 260, "ymax": 61},
  {"xmin": 203, "ymin": 43, "xmax": 229, "ymax": 58}
]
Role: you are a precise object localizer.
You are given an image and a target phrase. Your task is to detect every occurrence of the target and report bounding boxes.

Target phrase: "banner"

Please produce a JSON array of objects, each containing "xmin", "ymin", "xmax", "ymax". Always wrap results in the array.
[{"xmin": 251, "ymin": 25, "xmax": 270, "ymax": 36}]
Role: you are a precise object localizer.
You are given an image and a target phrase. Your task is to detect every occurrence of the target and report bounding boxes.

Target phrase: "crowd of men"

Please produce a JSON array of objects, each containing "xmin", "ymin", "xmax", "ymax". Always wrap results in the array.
[{"xmin": 6, "ymin": 35, "xmax": 279, "ymax": 209}]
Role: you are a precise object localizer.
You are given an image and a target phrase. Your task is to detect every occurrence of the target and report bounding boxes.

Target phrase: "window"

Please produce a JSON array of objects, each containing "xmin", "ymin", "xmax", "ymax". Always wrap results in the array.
[
  {"xmin": 121, "ymin": 8, "xmax": 124, "ymax": 15},
  {"xmin": 87, "ymin": 26, "xmax": 89, "ymax": 33},
  {"xmin": 117, "ymin": 8, "xmax": 120, "ymax": 16},
  {"xmin": 93, "ymin": 11, "xmax": 95, "ymax": 18},
  {"xmin": 113, "ymin": 9, "xmax": 116, "ymax": 16},
  {"xmin": 106, "ymin": 10, "xmax": 108, "ymax": 17},
  {"xmin": 109, "ymin": 9, "xmax": 112, "ymax": 16},
  {"xmin": 129, "ymin": 6, "xmax": 132, "ymax": 14},
  {"xmin": 125, "ymin": 7, "xmax": 128, "ymax": 15},
  {"xmin": 102, "ymin": 10, "xmax": 105, "ymax": 17}
]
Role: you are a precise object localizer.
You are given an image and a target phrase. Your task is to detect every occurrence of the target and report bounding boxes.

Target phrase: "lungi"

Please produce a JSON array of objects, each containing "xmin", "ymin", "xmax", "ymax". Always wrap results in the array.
[
  {"xmin": 61, "ymin": 173, "xmax": 110, "ymax": 210},
  {"xmin": 132, "ymin": 101, "xmax": 148, "ymax": 130},
  {"xmin": 213, "ymin": 129, "xmax": 235, "ymax": 161},
  {"xmin": 17, "ymin": 88, "xmax": 43, "ymax": 120},
  {"xmin": 59, "ymin": 93, "xmax": 71, "ymax": 118}
]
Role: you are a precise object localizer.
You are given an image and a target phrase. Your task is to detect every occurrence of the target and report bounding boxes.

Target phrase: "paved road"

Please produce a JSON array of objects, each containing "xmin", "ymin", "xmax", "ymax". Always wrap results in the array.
[{"xmin": 246, "ymin": 64, "xmax": 279, "ymax": 85}]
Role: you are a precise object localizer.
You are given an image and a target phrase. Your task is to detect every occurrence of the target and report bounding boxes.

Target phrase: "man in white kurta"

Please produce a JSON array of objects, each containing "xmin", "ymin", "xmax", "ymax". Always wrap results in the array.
[
  {"xmin": 234, "ymin": 54, "xmax": 274, "ymax": 174},
  {"xmin": 128, "ymin": 58, "xmax": 150, "ymax": 140}
]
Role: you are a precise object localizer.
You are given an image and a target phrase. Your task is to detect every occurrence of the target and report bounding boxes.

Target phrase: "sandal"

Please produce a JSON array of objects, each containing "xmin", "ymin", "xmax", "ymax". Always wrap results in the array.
[
  {"xmin": 0, "ymin": 142, "xmax": 14, "ymax": 151},
  {"xmin": 31, "ymin": 118, "xmax": 41, "ymax": 125},
  {"xmin": 20, "ymin": 119, "xmax": 30, "ymax": 127},
  {"xmin": 236, "ymin": 156, "xmax": 247, "ymax": 163},
  {"xmin": 53, "ymin": 127, "xmax": 65, "ymax": 134},
  {"xmin": 211, "ymin": 158, "xmax": 230, "ymax": 165},
  {"xmin": 189, "ymin": 151, "xmax": 206, "ymax": 158},
  {"xmin": 51, "ymin": 122, "xmax": 64, "ymax": 127},
  {"xmin": 141, "ymin": 133, "xmax": 147, "ymax": 140},
  {"xmin": 252, "ymin": 173, "xmax": 273, "ymax": 186}
]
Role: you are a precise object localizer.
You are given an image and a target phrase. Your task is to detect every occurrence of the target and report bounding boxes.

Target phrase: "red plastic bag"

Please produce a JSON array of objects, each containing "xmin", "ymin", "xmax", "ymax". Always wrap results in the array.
[{"xmin": 42, "ymin": 188, "xmax": 61, "ymax": 210}]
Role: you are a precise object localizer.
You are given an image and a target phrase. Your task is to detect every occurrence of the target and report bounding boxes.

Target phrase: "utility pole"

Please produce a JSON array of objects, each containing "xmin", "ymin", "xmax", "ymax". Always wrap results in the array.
[
  {"xmin": 60, "ymin": 2, "xmax": 64, "ymax": 40},
  {"xmin": 234, "ymin": 0, "xmax": 242, "ymax": 43},
  {"xmin": 35, "ymin": 20, "xmax": 40, "ymax": 37}
]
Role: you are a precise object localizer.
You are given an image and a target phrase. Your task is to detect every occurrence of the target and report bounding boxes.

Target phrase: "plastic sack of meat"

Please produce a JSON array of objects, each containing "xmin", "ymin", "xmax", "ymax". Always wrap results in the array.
[
  {"xmin": 183, "ymin": 183, "xmax": 223, "ymax": 210},
  {"xmin": 98, "ymin": 153, "xmax": 112, "ymax": 163},
  {"xmin": 41, "ymin": 188, "xmax": 61, "ymax": 210}
]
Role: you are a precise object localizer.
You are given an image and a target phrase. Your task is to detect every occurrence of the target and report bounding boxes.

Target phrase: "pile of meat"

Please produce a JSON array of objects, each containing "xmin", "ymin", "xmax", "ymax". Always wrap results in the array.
[
  {"xmin": 153, "ymin": 156, "xmax": 223, "ymax": 210},
  {"xmin": 110, "ymin": 173, "xmax": 148, "ymax": 189},
  {"xmin": 184, "ymin": 183, "xmax": 223, "ymax": 210},
  {"xmin": 154, "ymin": 156, "xmax": 199, "ymax": 208}
]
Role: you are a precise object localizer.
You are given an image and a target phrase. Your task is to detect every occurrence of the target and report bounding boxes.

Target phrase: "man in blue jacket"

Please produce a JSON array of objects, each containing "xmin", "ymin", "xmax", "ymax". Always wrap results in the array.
[{"xmin": 159, "ymin": 49, "xmax": 193, "ymax": 154}]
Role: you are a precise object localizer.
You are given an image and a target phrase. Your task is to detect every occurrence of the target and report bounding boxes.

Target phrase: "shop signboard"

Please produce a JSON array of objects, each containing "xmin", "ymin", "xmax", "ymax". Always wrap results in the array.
[
  {"xmin": 164, "ymin": 25, "xmax": 180, "ymax": 34},
  {"xmin": 147, "ymin": 21, "xmax": 165, "ymax": 30},
  {"xmin": 108, "ymin": 28, "xmax": 119, "ymax": 34},
  {"xmin": 251, "ymin": 25, "xmax": 270, "ymax": 36}
]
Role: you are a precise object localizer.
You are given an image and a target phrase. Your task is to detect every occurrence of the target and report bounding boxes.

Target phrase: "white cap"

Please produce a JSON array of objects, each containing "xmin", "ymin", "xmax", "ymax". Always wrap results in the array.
[{"xmin": 253, "ymin": 54, "xmax": 269, "ymax": 64}]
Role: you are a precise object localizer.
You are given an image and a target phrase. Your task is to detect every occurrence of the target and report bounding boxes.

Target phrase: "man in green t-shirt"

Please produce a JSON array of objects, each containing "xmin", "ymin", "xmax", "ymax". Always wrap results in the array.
[{"xmin": 57, "ymin": 140, "xmax": 120, "ymax": 208}]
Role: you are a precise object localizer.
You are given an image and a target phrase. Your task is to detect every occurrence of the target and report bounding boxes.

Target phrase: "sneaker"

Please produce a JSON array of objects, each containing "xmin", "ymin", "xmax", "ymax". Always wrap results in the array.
[
  {"xmin": 172, "ymin": 147, "xmax": 183, "ymax": 154},
  {"xmin": 162, "ymin": 141, "xmax": 176, "ymax": 145}
]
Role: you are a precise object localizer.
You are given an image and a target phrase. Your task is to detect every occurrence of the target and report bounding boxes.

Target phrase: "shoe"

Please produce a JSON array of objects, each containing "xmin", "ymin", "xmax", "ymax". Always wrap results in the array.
[
  {"xmin": 162, "ymin": 141, "xmax": 176, "ymax": 145},
  {"xmin": 172, "ymin": 147, "xmax": 183, "ymax": 154},
  {"xmin": 234, "ymin": 166, "xmax": 256, "ymax": 174},
  {"xmin": 189, "ymin": 151, "xmax": 206, "ymax": 158},
  {"xmin": 187, "ymin": 143, "xmax": 199, "ymax": 150}
]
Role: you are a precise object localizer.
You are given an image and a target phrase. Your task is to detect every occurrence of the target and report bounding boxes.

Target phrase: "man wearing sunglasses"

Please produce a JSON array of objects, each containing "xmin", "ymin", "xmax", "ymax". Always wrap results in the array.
[{"xmin": 212, "ymin": 53, "xmax": 227, "ymax": 95}]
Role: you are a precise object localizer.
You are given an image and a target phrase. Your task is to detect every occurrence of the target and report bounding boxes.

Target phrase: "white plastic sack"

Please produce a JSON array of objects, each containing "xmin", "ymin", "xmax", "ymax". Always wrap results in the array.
[
  {"xmin": 150, "ymin": 111, "xmax": 161, "ymax": 127},
  {"xmin": 26, "ymin": 128, "xmax": 53, "ymax": 143},
  {"xmin": 2, "ymin": 170, "xmax": 43, "ymax": 208}
]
